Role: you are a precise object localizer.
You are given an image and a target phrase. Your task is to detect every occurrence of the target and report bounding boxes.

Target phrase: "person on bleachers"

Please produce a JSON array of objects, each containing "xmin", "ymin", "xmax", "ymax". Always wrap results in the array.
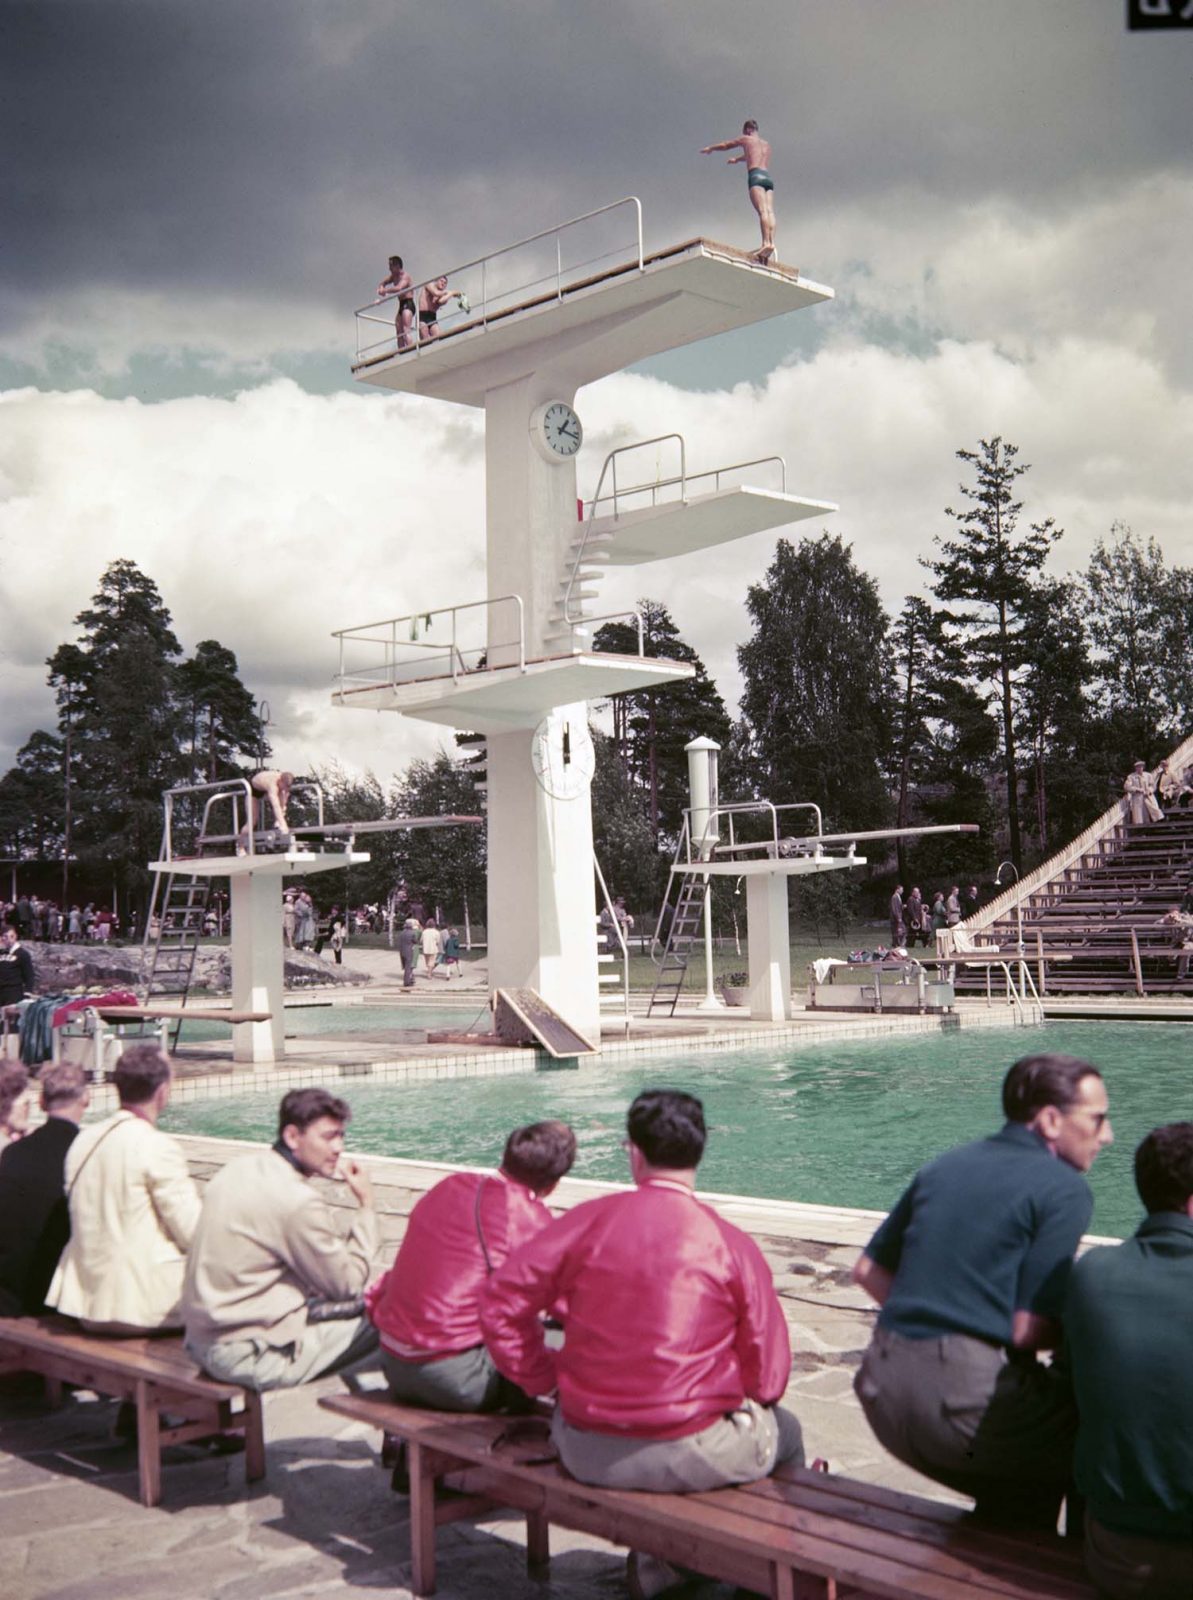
[
  {"xmin": 0, "ymin": 1062, "xmax": 89, "ymax": 1315},
  {"xmin": 48, "ymin": 1045, "xmax": 201, "ymax": 1333},
  {"xmin": 852, "ymin": 1053, "xmax": 1112, "ymax": 1529},
  {"xmin": 368, "ymin": 1121, "xmax": 576, "ymax": 1413},
  {"xmin": 1064, "ymin": 1122, "xmax": 1193, "ymax": 1600},
  {"xmin": 482, "ymin": 1088, "xmax": 803, "ymax": 1600},
  {"xmin": 1124, "ymin": 760, "xmax": 1164, "ymax": 825}
]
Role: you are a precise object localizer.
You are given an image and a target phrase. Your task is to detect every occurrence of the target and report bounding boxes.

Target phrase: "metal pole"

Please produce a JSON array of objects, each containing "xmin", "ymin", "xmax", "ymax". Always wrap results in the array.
[{"xmin": 686, "ymin": 737, "xmax": 721, "ymax": 1008}]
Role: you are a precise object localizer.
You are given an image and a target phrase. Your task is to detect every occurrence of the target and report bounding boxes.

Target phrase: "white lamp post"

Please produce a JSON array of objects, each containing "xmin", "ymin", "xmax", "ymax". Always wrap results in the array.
[{"xmin": 686, "ymin": 737, "xmax": 721, "ymax": 1007}]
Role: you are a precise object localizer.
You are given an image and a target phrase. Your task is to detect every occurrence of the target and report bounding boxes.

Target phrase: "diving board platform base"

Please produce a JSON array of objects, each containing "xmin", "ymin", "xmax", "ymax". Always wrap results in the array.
[{"xmin": 492, "ymin": 988, "xmax": 598, "ymax": 1059}]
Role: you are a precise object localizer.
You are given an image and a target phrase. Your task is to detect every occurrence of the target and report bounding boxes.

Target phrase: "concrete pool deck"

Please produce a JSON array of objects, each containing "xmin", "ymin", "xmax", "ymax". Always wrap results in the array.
[{"xmin": 14, "ymin": 1141, "xmax": 1101, "ymax": 1600}]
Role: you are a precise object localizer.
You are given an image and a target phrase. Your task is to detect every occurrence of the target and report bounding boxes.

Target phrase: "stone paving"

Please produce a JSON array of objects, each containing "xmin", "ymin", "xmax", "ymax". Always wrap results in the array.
[{"xmin": 1, "ymin": 1147, "xmax": 963, "ymax": 1600}]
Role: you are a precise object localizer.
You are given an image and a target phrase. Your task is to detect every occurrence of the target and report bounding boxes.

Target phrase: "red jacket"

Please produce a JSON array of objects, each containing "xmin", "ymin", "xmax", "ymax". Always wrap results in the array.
[
  {"xmin": 481, "ymin": 1177, "xmax": 791, "ymax": 1439},
  {"xmin": 369, "ymin": 1169, "xmax": 551, "ymax": 1359}
]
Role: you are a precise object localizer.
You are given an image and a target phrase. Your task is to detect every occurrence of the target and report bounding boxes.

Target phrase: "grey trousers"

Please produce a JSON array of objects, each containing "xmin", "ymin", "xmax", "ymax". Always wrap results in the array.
[
  {"xmin": 187, "ymin": 1315, "xmax": 379, "ymax": 1393},
  {"xmin": 553, "ymin": 1398, "xmax": 805, "ymax": 1493},
  {"xmin": 1085, "ymin": 1514, "xmax": 1193, "ymax": 1600},
  {"xmin": 381, "ymin": 1344, "xmax": 530, "ymax": 1414},
  {"xmin": 855, "ymin": 1326, "xmax": 1076, "ymax": 1519}
]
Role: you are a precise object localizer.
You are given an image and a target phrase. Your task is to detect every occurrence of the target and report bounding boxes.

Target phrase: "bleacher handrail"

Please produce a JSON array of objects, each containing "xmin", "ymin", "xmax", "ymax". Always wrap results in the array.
[{"xmin": 942, "ymin": 731, "xmax": 1193, "ymax": 953}]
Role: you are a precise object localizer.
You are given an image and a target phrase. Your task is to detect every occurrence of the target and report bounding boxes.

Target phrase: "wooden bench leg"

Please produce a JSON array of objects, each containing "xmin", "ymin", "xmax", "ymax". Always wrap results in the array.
[
  {"xmin": 526, "ymin": 1508, "xmax": 550, "ymax": 1578},
  {"xmin": 407, "ymin": 1440, "xmax": 438, "ymax": 1597},
  {"xmin": 243, "ymin": 1390, "xmax": 266, "ymax": 1484},
  {"xmin": 135, "ymin": 1378, "xmax": 162, "ymax": 1508},
  {"xmin": 772, "ymin": 1566, "xmax": 834, "ymax": 1600}
]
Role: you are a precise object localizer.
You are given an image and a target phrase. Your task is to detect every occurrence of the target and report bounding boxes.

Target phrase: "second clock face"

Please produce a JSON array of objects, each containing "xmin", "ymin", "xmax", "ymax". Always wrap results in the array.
[{"xmin": 533, "ymin": 400, "xmax": 583, "ymax": 460}]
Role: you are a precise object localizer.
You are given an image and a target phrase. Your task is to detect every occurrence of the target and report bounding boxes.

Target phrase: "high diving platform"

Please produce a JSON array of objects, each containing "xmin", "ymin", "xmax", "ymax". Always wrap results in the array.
[
  {"xmin": 340, "ymin": 198, "xmax": 838, "ymax": 1042},
  {"xmin": 353, "ymin": 204, "xmax": 831, "ymax": 406}
]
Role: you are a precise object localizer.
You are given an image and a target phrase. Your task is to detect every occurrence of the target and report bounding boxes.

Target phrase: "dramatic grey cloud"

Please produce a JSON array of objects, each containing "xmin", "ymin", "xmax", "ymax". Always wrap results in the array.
[{"xmin": 1, "ymin": 0, "xmax": 1190, "ymax": 779}]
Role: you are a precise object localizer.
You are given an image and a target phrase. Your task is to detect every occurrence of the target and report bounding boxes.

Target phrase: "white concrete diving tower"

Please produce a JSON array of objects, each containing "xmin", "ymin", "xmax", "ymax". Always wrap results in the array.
[{"xmin": 339, "ymin": 199, "xmax": 835, "ymax": 1045}]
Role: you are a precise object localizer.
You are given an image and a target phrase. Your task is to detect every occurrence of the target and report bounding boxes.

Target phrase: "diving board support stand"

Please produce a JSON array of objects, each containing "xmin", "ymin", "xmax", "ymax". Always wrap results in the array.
[
  {"xmin": 746, "ymin": 875, "xmax": 793, "ymax": 1022},
  {"xmin": 228, "ymin": 871, "xmax": 285, "ymax": 1062}
]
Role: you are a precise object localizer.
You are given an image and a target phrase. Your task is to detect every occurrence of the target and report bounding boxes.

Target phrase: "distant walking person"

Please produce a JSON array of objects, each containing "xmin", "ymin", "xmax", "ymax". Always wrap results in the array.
[
  {"xmin": 397, "ymin": 919, "xmax": 419, "ymax": 988},
  {"xmin": 1124, "ymin": 761, "xmax": 1164, "ymax": 826},
  {"xmin": 421, "ymin": 921, "xmax": 442, "ymax": 976},
  {"xmin": 700, "ymin": 119, "xmax": 777, "ymax": 262},
  {"xmin": 888, "ymin": 885, "xmax": 906, "ymax": 948}
]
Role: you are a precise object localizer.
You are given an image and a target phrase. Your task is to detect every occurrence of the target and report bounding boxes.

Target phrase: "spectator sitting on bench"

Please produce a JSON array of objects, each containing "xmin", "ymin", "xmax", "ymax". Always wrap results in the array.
[
  {"xmin": 0, "ymin": 1062, "xmax": 32, "ymax": 1156},
  {"xmin": 48, "ymin": 1045, "xmax": 201, "ymax": 1334},
  {"xmin": 482, "ymin": 1088, "xmax": 803, "ymax": 1600},
  {"xmin": 181, "ymin": 1087, "xmax": 379, "ymax": 1391},
  {"xmin": 852, "ymin": 1052, "xmax": 1112, "ymax": 1529},
  {"xmin": 0, "ymin": 1062, "xmax": 89, "ymax": 1316},
  {"xmin": 1064, "ymin": 1121, "xmax": 1193, "ymax": 1600},
  {"xmin": 368, "ymin": 1120, "xmax": 576, "ymax": 1414}
]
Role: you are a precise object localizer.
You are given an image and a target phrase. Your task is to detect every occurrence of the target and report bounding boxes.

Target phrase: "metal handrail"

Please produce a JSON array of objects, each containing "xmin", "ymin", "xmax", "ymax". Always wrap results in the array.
[
  {"xmin": 684, "ymin": 800, "xmax": 825, "ymax": 866},
  {"xmin": 159, "ymin": 776, "xmax": 327, "ymax": 863},
  {"xmin": 584, "ymin": 452, "xmax": 788, "ymax": 519},
  {"xmin": 354, "ymin": 197, "xmax": 645, "ymax": 362},
  {"xmin": 333, "ymin": 594, "xmax": 527, "ymax": 693},
  {"xmin": 593, "ymin": 852, "xmax": 630, "ymax": 1035}
]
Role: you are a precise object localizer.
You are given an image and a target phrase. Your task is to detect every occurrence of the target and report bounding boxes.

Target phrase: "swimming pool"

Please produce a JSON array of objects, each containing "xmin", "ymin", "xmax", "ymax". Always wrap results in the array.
[
  {"xmin": 163, "ymin": 1021, "xmax": 1191, "ymax": 1239},
  {"xmin": 176, "ymin": 1002, "xmax": 492, "ymax": 1043}
]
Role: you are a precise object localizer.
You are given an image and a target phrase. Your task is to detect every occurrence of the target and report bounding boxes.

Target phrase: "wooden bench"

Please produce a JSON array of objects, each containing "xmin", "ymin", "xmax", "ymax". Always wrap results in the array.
[
  {"xmin": 0, "ymin": 1314, "xmax": 265, "ymax": 1506},
  {"xmin": 320, "ymin": 1393, "xmax": 1098, "ymax": 1600}
]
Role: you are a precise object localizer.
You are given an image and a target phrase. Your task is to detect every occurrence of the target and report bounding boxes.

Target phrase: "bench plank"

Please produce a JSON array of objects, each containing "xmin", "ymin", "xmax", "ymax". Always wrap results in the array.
[
  {"xmin": 0, "ymin": 1315, "xmax": 265, "ymax": 1507},
  {"xmin": 319, "ymin": 1396, "xmax": 1097, "ymax": 1600}
]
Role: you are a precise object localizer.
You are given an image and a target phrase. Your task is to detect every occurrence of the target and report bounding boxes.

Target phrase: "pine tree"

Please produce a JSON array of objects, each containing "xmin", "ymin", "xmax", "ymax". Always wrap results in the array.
[
  {"xmin": 922, "ymin": 438, "xmax": 1062, "ymax": 872},
  {"xmin": 593, "ymin": 601, "xmax": 731, "ymax": 843},
  {"xmin": 177, "ymin": 640, "xmax": 263, "ymax": 783},
  {"xmin": 737, "ymin": 534, "xmax": 893, "ymax": 831}
]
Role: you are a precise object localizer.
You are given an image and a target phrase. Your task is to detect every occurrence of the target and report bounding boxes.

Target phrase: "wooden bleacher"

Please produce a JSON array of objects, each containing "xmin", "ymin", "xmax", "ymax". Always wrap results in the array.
[{"xmin": 957, "ymin": 813, "xmax": 1193, "ymax": 997}]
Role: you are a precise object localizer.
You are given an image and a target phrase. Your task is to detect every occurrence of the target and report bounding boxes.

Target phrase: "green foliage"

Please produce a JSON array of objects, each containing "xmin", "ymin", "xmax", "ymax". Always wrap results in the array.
[
  {"xmin": 737, "ymin": 533, "xmax": 893, "ymax": 831},
  {"xmin": 922, "ymin": 437, "xmax": 1062, "ymax": 870},
  {"xmin": 389, "ymin": 751, "xmax": 486, "ymax": 924},
  {"xmin": 792, "ymin": 870, "xmax": 859, "ymax": 943},
  {"xmin": 0, "ymin": 731, "xmax": 65, "ymax": 858},
  {"xmin": 593, "ymin": 600, "xmax": 731, "ymax": 844},
  {"xmin": 590, "ymin": 729, "xmax": 666, "ymax": 918},
  {"xmin": 177, "ymin": 640, "xmax": 263, "ymax": 783}
]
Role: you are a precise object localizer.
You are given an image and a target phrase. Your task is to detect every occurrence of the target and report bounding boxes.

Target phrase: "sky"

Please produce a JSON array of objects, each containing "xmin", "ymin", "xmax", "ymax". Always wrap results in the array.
[{"xmin": 2, "ymin": 0, "xmax": 1191, "ymax": 783}]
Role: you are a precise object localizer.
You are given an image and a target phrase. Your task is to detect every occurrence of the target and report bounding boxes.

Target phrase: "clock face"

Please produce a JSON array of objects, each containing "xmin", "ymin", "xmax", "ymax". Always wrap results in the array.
[
  {"xmin": 530, "ymin": 400, "xmax": 583, "ymax": 462},
  {"xmin": 531, "ymin": 711, "xmax": 595, "ymax": 800}
]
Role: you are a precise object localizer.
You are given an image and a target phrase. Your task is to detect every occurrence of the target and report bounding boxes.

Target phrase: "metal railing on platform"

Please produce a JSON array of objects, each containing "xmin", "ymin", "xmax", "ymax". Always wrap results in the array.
[{"xmin": 354, "ymin": 197, "xmax": 645, "ymax": 366}]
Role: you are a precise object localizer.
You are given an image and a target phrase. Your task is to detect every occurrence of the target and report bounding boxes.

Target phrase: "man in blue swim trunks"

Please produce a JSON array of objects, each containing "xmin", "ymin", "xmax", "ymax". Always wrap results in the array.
[{"xmin": 700, "ymin": 119, "xmax": 776, "ymax": 261}]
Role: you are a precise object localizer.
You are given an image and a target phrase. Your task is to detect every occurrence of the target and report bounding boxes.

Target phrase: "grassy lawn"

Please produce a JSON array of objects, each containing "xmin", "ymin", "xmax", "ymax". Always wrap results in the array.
[{"xmin": 620, "ymin": 919, "xmax": 885, "ymax": 991}]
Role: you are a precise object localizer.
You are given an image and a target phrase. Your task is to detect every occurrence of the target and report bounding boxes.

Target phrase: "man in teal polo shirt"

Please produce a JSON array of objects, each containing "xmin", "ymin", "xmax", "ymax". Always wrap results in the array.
[
  {"xmin": 1065, "ymin": 1122, "xmax": 1193, "ymax": 1599},
  {"xmin": 852, "ymin": 1053, "xmax": 1112, "ymax": 1527}
]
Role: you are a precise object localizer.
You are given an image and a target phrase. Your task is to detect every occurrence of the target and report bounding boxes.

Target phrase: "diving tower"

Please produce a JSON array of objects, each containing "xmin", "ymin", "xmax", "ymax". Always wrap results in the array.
[{"xmin": 338, "ymin": 199, "xmax": 836, "ymax": 1043}]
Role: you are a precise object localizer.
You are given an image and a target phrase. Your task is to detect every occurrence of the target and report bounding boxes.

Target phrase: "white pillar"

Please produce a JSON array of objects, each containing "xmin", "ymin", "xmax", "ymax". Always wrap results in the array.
[
  {"xmin": 745, "ymin": 875, "xmax": 792, "ymax": 1022},
  {"xmin": 486, "ymin": 718, "xmax": 600, "ymax": 1042},
  {"xmin": 686, "ymin": 737, "xmax": 721, "ymax": 1006},
  {"xmin": 229, "ymin": 871, "xmax": 285, "ymax": 1063}
]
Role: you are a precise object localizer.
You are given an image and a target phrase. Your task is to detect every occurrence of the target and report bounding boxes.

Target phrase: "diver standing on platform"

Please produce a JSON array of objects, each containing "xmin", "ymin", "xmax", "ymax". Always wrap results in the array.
[{"xmin": 700, "ymin": 119, "xmax": 777, "ymax": 262}]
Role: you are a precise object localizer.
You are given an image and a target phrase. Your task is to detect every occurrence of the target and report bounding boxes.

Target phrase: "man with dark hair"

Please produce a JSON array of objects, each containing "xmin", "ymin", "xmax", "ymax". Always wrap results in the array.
[
  {"xmin": 852, "ymin": 1053, "xmax": 1112, "ymax": 1526},
  {"xmin": 182, "ymin": 1087, "xmax": 379, "ymax": 1391},
  {"xmin": 0, "ymin": 1061, "xmax": 89, "ymax": 1315},
  {"xmin": 700, "ymin": 119, "xmax": 777, "ymax": 262},
  {"xmin": 0, "ymin": 922, "xmax": 36, "ymax": 1012},
  {"xmin": 377, "ymin": 253, "xmax": 415, "ymax": 349},
  {"xmin": 48, "ymin": 1045, "xmax": 200, "ymax": 1332},
  {"xmin": 369, "ymin": 1120, "xmax": 576, "ymax": 1413},
  {"xmin": 1064, "ymin": 1123, "xmax": 1193, "ymax": 1599},
  {"xmin": 482, "ymin": 1089, "xmax": 801, "ymax": 1598}
]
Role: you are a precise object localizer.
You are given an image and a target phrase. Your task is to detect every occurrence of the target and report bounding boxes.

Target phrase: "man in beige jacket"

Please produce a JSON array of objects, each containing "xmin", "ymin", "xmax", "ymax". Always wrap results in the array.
[
  {"xmin": 181, "ymin": 1087, "xmax": 379, "ymax": 1391},
  {"xmin": 48, "ymin": 1044, "xmax": 200, "ymax": 1333}
]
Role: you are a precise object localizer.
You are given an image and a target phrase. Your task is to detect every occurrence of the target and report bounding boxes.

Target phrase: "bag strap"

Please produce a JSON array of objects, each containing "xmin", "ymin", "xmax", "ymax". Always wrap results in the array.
[
  {"xmin": 66, "ymin": 1113, "xmax": 129, "ymax": 1199},
  {"xmin": 474, "ymin": 1176, "xmax": 495, "ymax": 1274}
]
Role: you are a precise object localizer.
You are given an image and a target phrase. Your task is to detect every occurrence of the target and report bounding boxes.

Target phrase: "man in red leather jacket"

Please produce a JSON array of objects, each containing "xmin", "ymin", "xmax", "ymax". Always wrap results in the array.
[
  {"xmin": 482, "ymin": 1089, "xmax": 803, "ymax": 1599},
  {"xmin": 368, "ymin": 1120, "xmax": 576, "ymax": 1412}
]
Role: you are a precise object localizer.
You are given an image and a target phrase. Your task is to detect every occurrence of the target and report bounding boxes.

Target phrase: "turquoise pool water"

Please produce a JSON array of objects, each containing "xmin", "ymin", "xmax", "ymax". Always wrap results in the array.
[{"xmin": 164, "ymin": 1021, "xmax": 1192, "ymax": 1239}]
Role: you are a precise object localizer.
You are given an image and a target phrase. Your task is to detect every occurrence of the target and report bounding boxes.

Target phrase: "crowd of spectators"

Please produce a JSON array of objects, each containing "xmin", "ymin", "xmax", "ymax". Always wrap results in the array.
[
  {"xmin": 0, "ymin": 897, "xmax": 125, "ymax": 944},
  {"xmin": 0, "ymin": 1047, "xmax": 1188, "ymax": 1599},
  {"xmin": 887, "ymin": 881, "xmax": 980, "ymax": 948}
]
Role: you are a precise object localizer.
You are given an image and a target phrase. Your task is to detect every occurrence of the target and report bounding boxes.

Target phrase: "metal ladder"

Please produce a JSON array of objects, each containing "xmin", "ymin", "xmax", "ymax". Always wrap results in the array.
[
  {"xmin": 647, "ymin": 867, "xmax": 708, "ymax": 1017},
  {"xmin": 141, "ymin": 838, "xmax": 211, "ymax": 1046}
]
